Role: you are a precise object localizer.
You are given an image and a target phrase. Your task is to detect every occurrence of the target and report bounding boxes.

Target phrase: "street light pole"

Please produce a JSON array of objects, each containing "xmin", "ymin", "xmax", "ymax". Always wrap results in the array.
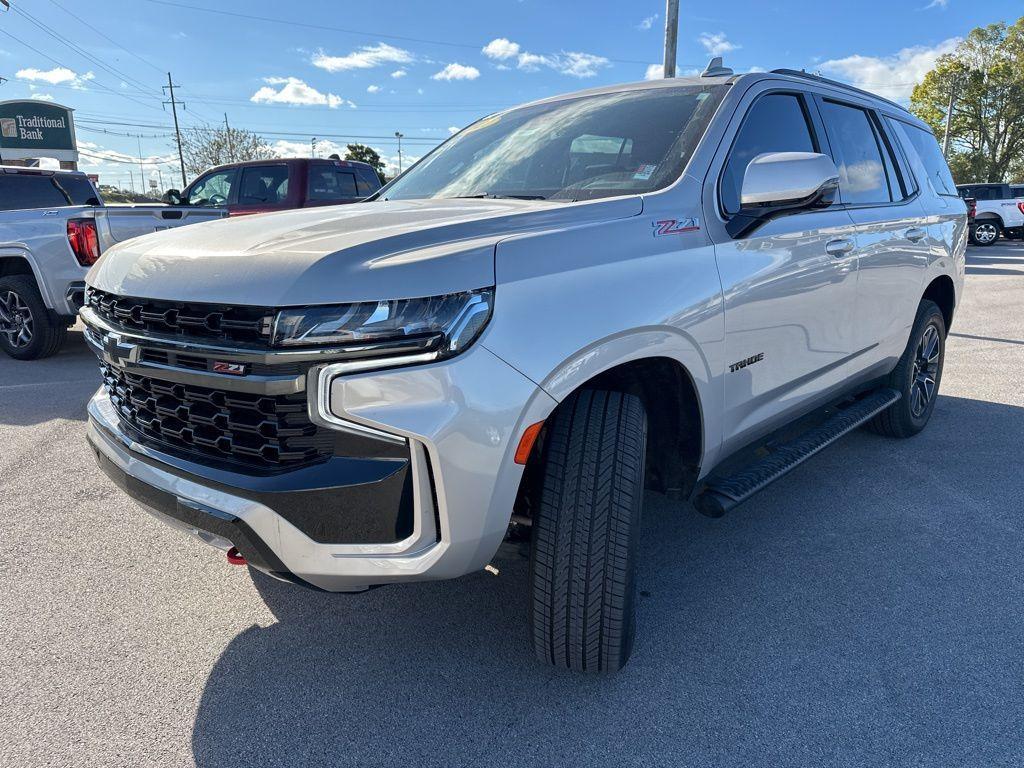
[
  {"xmin": 663, "ymin": 0, "xmax": 679, "ymax": 78},
  {"xmin": 395, "ymin": 131, "xmax": 404, "ymax": 174},
  {"xmin": 942, "ymin": 76, "xmax": 958, "ymax": 158}
]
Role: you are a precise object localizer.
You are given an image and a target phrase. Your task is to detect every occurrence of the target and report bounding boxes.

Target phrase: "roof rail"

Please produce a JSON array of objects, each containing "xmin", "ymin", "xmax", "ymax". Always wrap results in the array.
[{"xmin": 769, "ymin": 68, "xmax": 910, "ymax": 113}]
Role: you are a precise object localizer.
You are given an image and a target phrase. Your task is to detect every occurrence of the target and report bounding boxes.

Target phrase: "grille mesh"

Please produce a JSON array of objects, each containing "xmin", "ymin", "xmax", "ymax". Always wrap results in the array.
[
  {"xmin": 100, "ymin": 363, "xmax": 332, "ymax": 469},
  {"xmin": 87, "ymin": 288, "xmax": 272, "ymax": 345}
]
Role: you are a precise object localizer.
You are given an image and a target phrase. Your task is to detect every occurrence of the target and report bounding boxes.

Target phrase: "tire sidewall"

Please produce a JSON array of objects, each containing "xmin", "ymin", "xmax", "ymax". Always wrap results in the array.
[
  {"xmin": 899, "ymin": 307, "xmax": 945, "ymax": 432},
  {"xmin": 0, "ymin": 277, "xmax": 54, "ymax": 360}
]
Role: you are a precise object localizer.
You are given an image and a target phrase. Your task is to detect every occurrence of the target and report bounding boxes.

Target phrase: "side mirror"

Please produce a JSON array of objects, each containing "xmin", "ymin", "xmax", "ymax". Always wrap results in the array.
[
  {"xmin": 727, "ymin": 152, "xmax": 840, "ymax": 239},
  {"xmin": 162, "ymin": 188, "xmax": 182, "ymax": 205}
]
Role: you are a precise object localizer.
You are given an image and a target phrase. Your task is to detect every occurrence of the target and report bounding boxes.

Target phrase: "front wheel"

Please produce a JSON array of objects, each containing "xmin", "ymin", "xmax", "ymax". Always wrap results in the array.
[
  {"xmin": 528, "ymin": 389, "xmax": 648, "ymax": 673},
  {"xmin": 970, "ymin": 221, "xmax": 1000, "ymax": 246},
  {"xmin": 867, "ymin": 300, "xmax": 945, "ymax": 438}
]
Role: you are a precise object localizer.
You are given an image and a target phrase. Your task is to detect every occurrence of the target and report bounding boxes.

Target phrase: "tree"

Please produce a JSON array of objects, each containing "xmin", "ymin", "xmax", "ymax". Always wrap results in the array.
[
  {"xmin": 177, "ymin": 124, "xmax": 274, "ymax": 182},
  {"xmin": 344, "ymin": 143, "xmax": 387, "ymax": 183},
  {"xmin": 910, "ymin": 18, "xmax": 1024, "ymax": 183}
]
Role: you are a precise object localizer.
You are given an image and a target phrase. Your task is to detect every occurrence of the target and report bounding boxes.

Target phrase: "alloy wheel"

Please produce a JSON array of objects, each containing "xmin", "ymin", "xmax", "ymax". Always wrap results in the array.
[
  {"xmin": 974, "ymin": 222, "xmax": 998, "ymax": 244},
  {"xmin": 909, "ymin": 324, "xmax": 940, "ymax": 417},
  {"xmin": 0, "ymin": 289, "xmax": 34, "ymax": 349}
]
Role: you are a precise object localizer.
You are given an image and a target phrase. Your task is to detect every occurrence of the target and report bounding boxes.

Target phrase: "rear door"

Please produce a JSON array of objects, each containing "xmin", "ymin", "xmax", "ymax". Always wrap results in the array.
[
  {"xmin": 231, "ymin": 163, "xmax": 292, "ymax": 216},
  {"xmin": 813, "ymin": 97, "xmax": 929, "ymax": 363},
  {"xmin": 709, "ymin": 86, "xmax": 861, "ymax": 451}
]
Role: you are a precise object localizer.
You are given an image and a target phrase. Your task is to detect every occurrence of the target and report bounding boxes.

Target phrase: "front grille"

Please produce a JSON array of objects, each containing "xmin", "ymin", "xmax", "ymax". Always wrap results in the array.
[
  {"xmin": 87, "ymin": 288, "xmax": 273, "ymax": 346},
  {"xmin": 100, "ymin": 363, "xmax": 332, "ymax": 470}
]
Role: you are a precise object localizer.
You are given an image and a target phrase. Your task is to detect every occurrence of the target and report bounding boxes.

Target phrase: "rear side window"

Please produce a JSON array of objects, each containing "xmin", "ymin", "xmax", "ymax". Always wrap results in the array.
[
  {"xmin": 307, "ymin": 165, "xmax": 360, "ymax": 201},
  {"xmin": 721, "ymin": 93, "xmax": 817, "ymax": 214},
  {"xmin": 819, "ymin": 100, "xmax": 893, "ymax": 205},
  {"xmin": 893, "ymin": 121, "xmax": 958, "ymax": 197},
  {"xmin": 54, "ymin": 174, "xmax": 101, "ymax": 205},
  {"xmin": 0, "ymin": 173, "xmax": 74, "ymax": 211},
  {"xmin": 355, "ymin": 168, "xmax": 380, "ymax": 196},
  {"xmin": 238, "ymin": 164, "xmax": 289, "ymax": 205}
]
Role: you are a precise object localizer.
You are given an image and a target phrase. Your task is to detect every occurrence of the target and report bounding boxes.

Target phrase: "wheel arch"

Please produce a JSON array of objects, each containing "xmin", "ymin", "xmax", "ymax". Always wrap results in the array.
[
  {"xmin": 0, "ymin": 251, "xmax": 49, "ymax": 306},
  {"xmin": 922, "ymin": 274, "xmax": 956, "ymax": 332}
]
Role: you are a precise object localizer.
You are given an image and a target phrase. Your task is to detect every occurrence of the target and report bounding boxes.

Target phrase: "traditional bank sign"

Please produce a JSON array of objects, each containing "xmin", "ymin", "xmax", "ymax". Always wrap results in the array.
[{"xmin": 0, "ymin": 100, "xmax": 78, "ymax": 164}]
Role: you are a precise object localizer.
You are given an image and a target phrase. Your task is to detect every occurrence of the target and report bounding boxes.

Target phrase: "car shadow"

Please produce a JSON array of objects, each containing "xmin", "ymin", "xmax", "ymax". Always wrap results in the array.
[
  {"xmin": 190, "ymin": 393, "xmax": 1024, "ymax": 767},
  {"xmin": 964, "ymin": 266, "xmax": 1024, "ymax": 276},
  {"xmin": 0, "ymin": 329, "xmax": 97, "ymax": 426}
]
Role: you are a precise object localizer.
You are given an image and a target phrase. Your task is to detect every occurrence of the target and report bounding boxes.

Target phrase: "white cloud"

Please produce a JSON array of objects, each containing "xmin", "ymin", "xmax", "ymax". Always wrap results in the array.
[
  {"xmin": 390, "ymin": 69, "xmax": 407, "ymax": 78},
  {"xmin": 312, "ymin": 43, "xmax": 413, "ymax": 72},
  {"xmin": 638, "ymin": 14, "xmax": 659, "ymax": 30},
  {"xmin": 819, "ymin": 37, "xmax": 960, "ymax": 100},
  {"xmin": 517, "ymin": 50, "xmax": 609, "ymax": 78},
  {"xmin": 431, "ymin": 63, "xmax": 480, "ymax": 81},
  {"xmin": 645, "ymin": 64, "xmax": 663, "ymax": 80},
  {"xmin": 30, "ymin": 93, "xmax": 56, "ymax": 101},
  {"xmin": 447, "ymin": 125, "xmax": 460, "ymax": 134},
  {"xmin": 482, "ymin": 38, "xmax": 521, "ymax": 61},
  {"xmin": 366, "ymin": 84, "xmax": 381, "ymax": 93},
  {"xmin": 16, "ymin": 66, "xmax": 94, "ymax": 88},
  {"xmin": 925, "ymin": 0, "xmax": 948, "ymax": 7},
  {"xmin": 250, "ymin": 77, "xmax": 351, "ymax": 108},
  {"xmin": 699, "ymin": 32, "xmax": 739, "ymax": 57}
]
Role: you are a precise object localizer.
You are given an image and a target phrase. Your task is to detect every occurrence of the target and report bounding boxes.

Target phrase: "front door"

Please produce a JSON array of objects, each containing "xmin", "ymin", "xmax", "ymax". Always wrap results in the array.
[{"xmin": 708, "ymin": 88, "xmax": 860, "ymax": 455}]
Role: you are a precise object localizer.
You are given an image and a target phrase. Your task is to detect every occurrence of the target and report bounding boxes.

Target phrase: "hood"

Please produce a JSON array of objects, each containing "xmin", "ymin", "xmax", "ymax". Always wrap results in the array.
[{"xmin": 87, "ymin": 196, "xmax": 642, "ymax": 306}]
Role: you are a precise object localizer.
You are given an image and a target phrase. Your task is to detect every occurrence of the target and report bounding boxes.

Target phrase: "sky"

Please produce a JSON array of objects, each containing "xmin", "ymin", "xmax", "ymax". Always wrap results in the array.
[{"xmin": 0, "ymin": 0, "xmax": 1020, "ymax": 192}]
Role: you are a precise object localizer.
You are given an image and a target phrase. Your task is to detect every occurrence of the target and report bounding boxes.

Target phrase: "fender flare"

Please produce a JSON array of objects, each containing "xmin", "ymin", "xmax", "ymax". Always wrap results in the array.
[{"xmin": 0, "ymin": 247, "xmax": 53, "ymax": 308}]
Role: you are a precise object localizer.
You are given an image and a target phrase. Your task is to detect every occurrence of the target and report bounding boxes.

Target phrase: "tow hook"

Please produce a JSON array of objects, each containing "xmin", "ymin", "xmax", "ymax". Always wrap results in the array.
[{"xmin": 226, "ymin": 547, "xmax": 247, "ymax": 566}]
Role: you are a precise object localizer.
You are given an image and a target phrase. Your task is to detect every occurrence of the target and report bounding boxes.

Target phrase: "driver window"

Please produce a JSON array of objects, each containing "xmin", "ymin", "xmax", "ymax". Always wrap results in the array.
[
  {"xmin": 721, "ymin": 93, "xmax": 817, "ymax": 215},
  {"xmin": 185, "ymin": 169, "xmax": 237, "ymax": 207}
]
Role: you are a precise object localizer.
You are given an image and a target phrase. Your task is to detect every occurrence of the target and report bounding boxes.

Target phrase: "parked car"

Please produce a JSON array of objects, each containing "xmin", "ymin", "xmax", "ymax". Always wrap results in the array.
[
  {"xmin": 163, "ymin": 158, "xmax": 382, "ymax": 216},
  {"xmin": 955, "ymin": 183, "xmax": 1024, "ymax": 245},
  {"xmin": 0, "ymin": 166, "xmax": 226, "ymax": 360},
  {"xmin": 81, "ymin": 66, "xmax": 965, "ymax": 672}
]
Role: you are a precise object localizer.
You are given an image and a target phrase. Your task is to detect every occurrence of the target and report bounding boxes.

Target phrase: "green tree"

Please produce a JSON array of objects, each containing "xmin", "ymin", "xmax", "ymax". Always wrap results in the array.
[
  {"xmin": 910, "ymin": 18, "xmax": 1024, "ymax": 183},
  {"xmin": 178, "ymin": 124, "xmax": 274, "ymax": 182},
  {"xmin": 344, "ymin": 143, "xmax": 387, "ymax": 183}
]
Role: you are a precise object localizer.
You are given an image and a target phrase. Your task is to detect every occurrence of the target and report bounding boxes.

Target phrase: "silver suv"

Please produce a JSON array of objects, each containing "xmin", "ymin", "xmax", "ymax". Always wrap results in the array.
[{"xmin": 82, "ymin": 67, "xmax": 966, "ymax": 672}]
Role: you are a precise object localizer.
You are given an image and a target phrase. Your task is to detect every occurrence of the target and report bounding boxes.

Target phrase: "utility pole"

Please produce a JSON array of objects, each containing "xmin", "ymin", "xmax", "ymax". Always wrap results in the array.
[
  {"xmin": 663, "ymin": 0, "xmax": 679, "ymax": 78},
  {"xmin": 395, "ymin": 131, "xmax": 404, "ymax": 174},
  {"xmin": 128, "ymin": 169, "xmax": 135, "ymax": 194},
  {"xmin": 942, "ymin": 76, "xmax": 958, "ymax": 158},
  {"xmin": 136, "ymin": 134, "xmax": 146, "ymax": 196},
  {"xmin": 224, "ymin": 113, "xmax": 235, "ymax": 162},
  {"xmin": 162, "ymin": 72, "xmax": 187, "ymax": 188}
]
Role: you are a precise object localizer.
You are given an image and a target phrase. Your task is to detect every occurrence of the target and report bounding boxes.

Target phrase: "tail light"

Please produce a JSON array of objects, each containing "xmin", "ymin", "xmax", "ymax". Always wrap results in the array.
[
  {"xmin": 1017, "ymin": 202, "xmax": 1024, "ymax": 217},
  {"xmin": 67, "ymin": 218, "xmax": 100, "ymax": 266}
]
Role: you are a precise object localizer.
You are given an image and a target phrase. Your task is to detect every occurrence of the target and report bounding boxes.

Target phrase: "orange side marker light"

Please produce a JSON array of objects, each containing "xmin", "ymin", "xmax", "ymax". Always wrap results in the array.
[{"xmin": 514, "ymin": 421, "xmax": 545, "ymax": 464}]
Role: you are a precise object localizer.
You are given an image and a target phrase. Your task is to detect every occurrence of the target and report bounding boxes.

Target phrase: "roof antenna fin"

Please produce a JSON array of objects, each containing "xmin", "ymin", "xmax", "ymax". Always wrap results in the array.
[{"xmin": 701, "ymin": 57, "xmax": 734, "ymax": 77}]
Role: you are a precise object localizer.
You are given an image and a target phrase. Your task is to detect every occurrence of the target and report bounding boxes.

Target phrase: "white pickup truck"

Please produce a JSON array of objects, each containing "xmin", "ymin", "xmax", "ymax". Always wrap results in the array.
[
  {"xmin": 955, "ymin": 182, "xmax": 1024, "ymax": 246},
  {"xmin": 0, "ymin": 166, "xmax": 226, "ymax": 359}
]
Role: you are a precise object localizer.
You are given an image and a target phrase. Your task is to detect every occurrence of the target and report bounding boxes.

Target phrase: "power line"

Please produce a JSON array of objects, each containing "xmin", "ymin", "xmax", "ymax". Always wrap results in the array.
[
  {"xmin": 136, "ymin": 0, "xmax": 659, "ymax": 66},
  {"xmin": 47, "ymin": 0, "xmax": 166, "ymax": 75}
]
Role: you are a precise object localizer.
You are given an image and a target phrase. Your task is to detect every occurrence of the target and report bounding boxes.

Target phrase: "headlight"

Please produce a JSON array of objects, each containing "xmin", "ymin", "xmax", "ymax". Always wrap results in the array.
[{"xmin": 271, "ymin": 288, "xmax": 493, "ymax": 358}]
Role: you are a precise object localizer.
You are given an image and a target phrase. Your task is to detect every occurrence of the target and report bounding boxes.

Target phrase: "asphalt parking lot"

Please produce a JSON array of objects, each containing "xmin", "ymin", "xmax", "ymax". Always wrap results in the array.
[{"xmin": 2, "ymin": 243, "xmax": 1023, "ymax": 767}]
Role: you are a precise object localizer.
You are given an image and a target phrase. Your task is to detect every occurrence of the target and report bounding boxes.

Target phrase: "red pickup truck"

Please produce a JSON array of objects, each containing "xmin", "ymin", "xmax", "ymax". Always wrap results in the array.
[{"xmin": 165, "ymin": 158, "xmax": 383, "ymax": 216}]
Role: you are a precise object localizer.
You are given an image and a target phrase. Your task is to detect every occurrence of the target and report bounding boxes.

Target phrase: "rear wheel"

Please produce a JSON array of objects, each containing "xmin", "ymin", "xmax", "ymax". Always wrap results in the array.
[
  {"xmin": 0, "ymin": 275, "xmax": 66, "ymax": 360},
  {"xmin": 970, "ymin": 220, "xmax": 1000, "ymax": 246},
  {"xmin": 528, "ymin": 389, "xmax": 647, "ymax": 673},
  {"xmin": 867, "ymin": 300, "xmax": 945, "ymax": 438}
]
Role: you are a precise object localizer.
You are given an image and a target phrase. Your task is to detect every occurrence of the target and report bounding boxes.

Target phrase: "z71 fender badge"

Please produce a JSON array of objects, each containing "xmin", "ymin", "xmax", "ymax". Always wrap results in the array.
[{"xmin": 652, "ymin": 217, "xmax": 700, "ymax": 236}]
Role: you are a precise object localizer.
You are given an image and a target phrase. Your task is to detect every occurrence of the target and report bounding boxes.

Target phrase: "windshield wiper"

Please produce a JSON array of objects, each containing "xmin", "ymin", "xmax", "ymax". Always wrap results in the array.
[{"xmin": 452, "ymin": 193, "xmax": 548, "ymax": 201}]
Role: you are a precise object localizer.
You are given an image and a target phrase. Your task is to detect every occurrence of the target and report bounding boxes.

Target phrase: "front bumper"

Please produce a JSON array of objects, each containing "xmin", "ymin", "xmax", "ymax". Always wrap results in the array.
[{"xmin": 86, "ymin": 343, "xmax": 555, "ymax": 591}]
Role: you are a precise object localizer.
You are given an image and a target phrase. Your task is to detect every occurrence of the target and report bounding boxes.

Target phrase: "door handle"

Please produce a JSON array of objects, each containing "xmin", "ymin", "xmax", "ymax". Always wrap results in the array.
[
  {"xmin": 906, "ymin": 227, "xmax": 927, "ymax": 243},
  {"xmin": 825, "ymin": 238, "xmax": 855, "ymax": 257}
]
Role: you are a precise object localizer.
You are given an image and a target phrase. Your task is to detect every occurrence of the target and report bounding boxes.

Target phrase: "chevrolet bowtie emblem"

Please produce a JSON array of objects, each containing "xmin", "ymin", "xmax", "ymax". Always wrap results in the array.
[{"xmin": 102, "ymin": 331, "xmax": 140, "ymax": 365}]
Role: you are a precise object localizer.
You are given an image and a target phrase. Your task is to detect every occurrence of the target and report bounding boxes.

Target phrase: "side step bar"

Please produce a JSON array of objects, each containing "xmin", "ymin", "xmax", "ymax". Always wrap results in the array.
[{"xmin": 694, "ymin": 388, "xmax": 901, "ymax": 518}]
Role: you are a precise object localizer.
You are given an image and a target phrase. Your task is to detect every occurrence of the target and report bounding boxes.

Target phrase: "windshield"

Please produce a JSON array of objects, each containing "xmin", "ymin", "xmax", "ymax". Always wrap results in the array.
[{"xmin": 382, "ymin": 84, "xmax": 726, "ymax": 203}]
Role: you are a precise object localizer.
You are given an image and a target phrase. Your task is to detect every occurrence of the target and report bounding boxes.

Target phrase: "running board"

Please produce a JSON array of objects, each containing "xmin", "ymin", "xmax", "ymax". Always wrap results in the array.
[{"xmin": 694, "ymin": 388, "xmax": 902, "ymax": 518}]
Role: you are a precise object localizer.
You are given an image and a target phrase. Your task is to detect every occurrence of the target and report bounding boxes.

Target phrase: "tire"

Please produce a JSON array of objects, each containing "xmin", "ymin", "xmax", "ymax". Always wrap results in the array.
[
  {"xmin": 970, "ymin": 220, "xmax": 1000, "ymax": 246},
  {"xmin": 867, "ymin": 300, "xmax": 945, "ymax": 439},
  {"xmin": 0, "ymin": 275, "xmax": 67, "ymax": 360},
  {"xmin": 528, "ymin": 389, "xmax": 648, "ymax": 673}
]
